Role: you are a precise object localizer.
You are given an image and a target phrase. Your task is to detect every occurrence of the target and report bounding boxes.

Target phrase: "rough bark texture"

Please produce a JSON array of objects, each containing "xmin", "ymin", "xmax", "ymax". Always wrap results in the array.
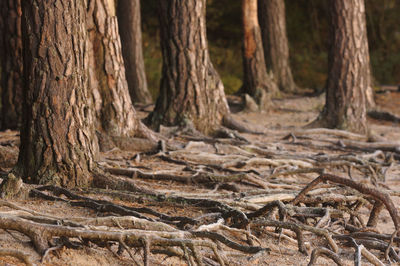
[
  {"xmin": 258, "ymin": 0, "xmax": 297, "ymax": 93},
  {"xmin": 314, "ymin": 0, "xmax": 370, "ymax": 134},
  {"xmin": 117, "ymin": 0, "xmax": 152, "ymax": 104},
  {"xmin": 242, "ymin": 0, "xmax": 278, "ymax": 106},
  {"xmin": 0, "ymin": 0, "xmax": 23, "ymax": 130},
  {"xmin": 148, "ymin": 0, "xmax": 229, "ymax": 134},
  {"xmin": 17, "ymin": 0, "xmax": 98, "ymax": 187},
  {"xmin": 86, "ymin": 0, "xmax": 141, "ymax": 138}
]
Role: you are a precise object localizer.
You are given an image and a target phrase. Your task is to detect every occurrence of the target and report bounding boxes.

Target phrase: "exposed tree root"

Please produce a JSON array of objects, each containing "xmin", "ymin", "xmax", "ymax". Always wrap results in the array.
[
  {"xmin": 368, "ymin": 110, "xmax": 400, "ymax": 124},
  {"xmin": 0, "ymin": 213, "xmax": 227, "ymax": 265},
  {"xmin": 292, "ymin": 173, "xmax": 400, "ymax": 230},
  {"xmin": 0, "ymin": 116, "xmax": 399, "ymax": 264},
  {"xmin": 287, "ymin": 128, "xmax": 368, "ymax": 141},
  {"xmin": 222, "ymin": 115, "xmax": 266, "ymax": 135},
  {"xmin": 307, "ymin": 247, "xmax": 345, "ymax": 266},
  {"xmin": 30, "ymin": 186, "xmax": 198, "ymax": 228}
]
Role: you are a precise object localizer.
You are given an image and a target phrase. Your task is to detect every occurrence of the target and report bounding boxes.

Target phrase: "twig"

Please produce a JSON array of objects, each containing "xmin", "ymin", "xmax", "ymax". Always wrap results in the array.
[{"xmin": 385, "ymin": 229, "xmax": 399, "ymax": 261}]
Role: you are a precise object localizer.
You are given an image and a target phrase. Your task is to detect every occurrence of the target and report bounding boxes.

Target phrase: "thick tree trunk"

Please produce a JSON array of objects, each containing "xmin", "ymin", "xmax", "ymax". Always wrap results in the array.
[
  {"xmin": 0, "ymin": 0, "xmax": 23, "ymax": 130},
  {"xmin": 117, "ymin": 0, "xmax": 152, "ymax": 104},
  {"xmin": 241, "ymin": 0, "xmax": 278, "ymax": 107},
  {"xmin": 313, "ymin": 0, "xmax": 370, "ymax": 134},
  {"xmin": 148, "ymin": 0, "xmax": 229, "ymax": 134},
  {"xmin": 17, "ymin": 0, "xmax": 98, "ymax": 187},
  {"xmin": 258, "ymin": 0, "xmax": 297, "ymax": 93},
  {"xmin": 86, "ymin": 0, "xmax": 143, "ymax": 139}
]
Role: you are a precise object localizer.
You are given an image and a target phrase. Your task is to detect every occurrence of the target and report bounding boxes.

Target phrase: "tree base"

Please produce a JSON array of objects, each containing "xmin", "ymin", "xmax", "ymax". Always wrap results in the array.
[{"xmin": 305, "ymin": 113, "xmax": 369, "ymax": 135}]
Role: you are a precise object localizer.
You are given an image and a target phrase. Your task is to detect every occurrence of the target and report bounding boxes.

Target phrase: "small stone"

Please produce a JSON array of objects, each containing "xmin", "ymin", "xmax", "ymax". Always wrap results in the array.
[
  {"xmin": 0, "ymin": 173, "xmax": 23, "ymax": 199},
  {"xmin": 243, "ymin": 94, "xmax": 259, "ymax": 112}
]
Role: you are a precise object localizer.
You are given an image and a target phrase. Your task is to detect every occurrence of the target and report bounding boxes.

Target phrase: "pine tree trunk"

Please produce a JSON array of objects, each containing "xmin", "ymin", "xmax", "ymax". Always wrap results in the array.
[
  {"xmin": 258, "ymin": 0, "xmax": 297, "ymax": 93},
  {"xmin": 0, "ymin": 0, "xmax": 23, "ymax": 130},
  {"xmin": 242, "ymin": 0, "xmax": 278, "ymax": 107},
  {"xmin": 316, "ymin": 0, "xmax": 370, "ymax": 134},
  {"xmin": 117, "ymin": 0, "xmax": 152, "ymax": 104},
  {"xmin": 148, "ymin": 0, "xmax": 229, "ymax": 134},
  {"xmin": 86, "ymin": 0, "xmax": 141, "ymax": 138},
  {"xmin": 17, "ymin": 0, "xmax": 98, "ymax": 187}
]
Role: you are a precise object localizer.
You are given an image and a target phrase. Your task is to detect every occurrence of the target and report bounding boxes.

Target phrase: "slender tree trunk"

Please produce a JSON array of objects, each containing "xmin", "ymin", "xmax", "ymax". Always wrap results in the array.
[
  {"xmin": 312, "ymin": 0, "xmax": 370, "ymax": 134},
  {"xmin": 148, "ymin": 0, "xmax": 229, "ymax": 134},
  {"xmin": 242, "ymin": 0, "xmax": 278, "ymax": 106},
  {"xmin": 258, "ymin": 0, "xmax": 297, "ymax": 93},
  {"xmin": 0, "ymin": 0, "xmax": 23, "ymax": 130},
  {"xmin": 17, "ymin": 0, "xmax": 98, "ymax": 187},
  {"xmin": 86, "ymin": 0, "xmax": 143, "ymax": 139},
  {"xmin": 117, "ymin": 0, "xmax": 152, "ymax": 104}
]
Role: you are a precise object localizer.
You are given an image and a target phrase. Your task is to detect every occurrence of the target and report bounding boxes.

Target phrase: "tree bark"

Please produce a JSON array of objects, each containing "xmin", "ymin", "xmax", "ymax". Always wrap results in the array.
[
  {"xmin": 312, "ymin": 0, "xmax": 370, "ymax": 134},
  {"xmin": 258, "ymin": 0, "xmax": 297, "ymax": 93},
  {"xmin": 148, "ymin": 0, "xmax": 229, "ymax": 134},
  {"xmin": 17, "ymin": 0, "xmax": 98, "ymax": 187},
  {"xmin": 241, "ymin": 0, "xmax": 278, "ymax": 107},
  {"xmin": 86, "ymin": 0, "xmax": 145, "ymax": 139},
  {"xmin": 117, "ymin": 0, "xmax": 152, "ymax": 104},
  {"xmin": 0, "ymin": 0, "xmax": 23, "ymax": 130}
]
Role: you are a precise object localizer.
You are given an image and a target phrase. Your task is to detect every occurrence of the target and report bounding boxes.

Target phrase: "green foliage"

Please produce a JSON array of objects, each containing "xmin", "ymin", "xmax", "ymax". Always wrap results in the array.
[
  {"xmin": 209, "ymin": 44, "xmax": 243, "ymax": 94},
  {"xmin": 142, "ymin": 32, "xmax": 161, "ymax": 99},
  {"xmin": 366, "ymin": 0, "xmax": 400, "ymax": 84}
]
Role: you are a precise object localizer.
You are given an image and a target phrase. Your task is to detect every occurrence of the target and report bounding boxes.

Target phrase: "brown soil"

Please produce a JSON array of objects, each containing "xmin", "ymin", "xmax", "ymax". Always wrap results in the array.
[{"xmin": 0, "ymin": 92, "xmax": 399, "ymax": 265}]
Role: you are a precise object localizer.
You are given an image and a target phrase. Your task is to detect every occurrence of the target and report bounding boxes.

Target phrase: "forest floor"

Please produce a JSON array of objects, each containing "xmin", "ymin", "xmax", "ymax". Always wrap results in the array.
[{"xmin": 0, "ymin": 89, "xmax": 399, "ymax": 266}]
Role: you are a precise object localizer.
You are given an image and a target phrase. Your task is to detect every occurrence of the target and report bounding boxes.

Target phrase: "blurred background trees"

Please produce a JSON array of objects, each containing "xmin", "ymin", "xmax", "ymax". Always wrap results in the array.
[
  {"xmin": 241, "ymin": 0, "xmax": 278, "ymax": 108},
  {"xmin": 0, "ymin": 0, "xmax": 398, "ymax": 189},
  {"xmin": 0, "ymin": 0, "xmax": 23, "ymax": 130},
  {"xmin": 141, "ymin": 0, "xmax": 400, "ymax": 97}
]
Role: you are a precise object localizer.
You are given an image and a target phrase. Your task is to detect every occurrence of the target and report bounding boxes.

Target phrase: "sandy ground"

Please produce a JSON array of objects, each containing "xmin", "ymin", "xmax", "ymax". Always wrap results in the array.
[{"xmin": 0, "ymin": 90, "xmax": 399, "ymax": 265}]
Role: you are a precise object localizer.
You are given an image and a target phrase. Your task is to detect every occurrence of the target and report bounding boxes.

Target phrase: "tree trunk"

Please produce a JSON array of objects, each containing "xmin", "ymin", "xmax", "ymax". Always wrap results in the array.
[
  {"xmin": 17, "ymin": 0, "xmax": 98, "ymax": 187},
  {"xmin": 0, "ymin": 0, "xmax": 23, "ymax": 130},
  {"xmin": 241, "ymin": 0, "xmax": 278, "ymax": 107},
  {"xmin": 313, "ymin": 0, "xmax": 370, "ymax": 134},
  {"xmin": 258, "ymin": 0, "xmax": 297, "ymax": 93},
  {"xmin": 117, "ymin": 0, "xmax": 152, "ymax": 104},
  {"xmin": 148, "ymin": 0, "xmax": 229, "ymax": 134},
  {"xmin": 86, "ymin": 0, "xmax": 143, "ymax": 139}
]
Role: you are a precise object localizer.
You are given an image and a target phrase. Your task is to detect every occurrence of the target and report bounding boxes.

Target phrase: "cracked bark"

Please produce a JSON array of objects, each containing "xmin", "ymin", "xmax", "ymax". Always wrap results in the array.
[
  {"xmin": 147, "ymin": 0, "xmax": 229, "ymax": 134},
  {"xmin": 87, "ymin": 0, "xmax": 140, "ymax": 138},
  {"xmin": 0, "ymin": 0, "xmax": 23, "ymax": 130},
  {"xmin": 86, "ymin": 0, "xmax": 157, "ymax": 151},
  {"xmin": 312, "ymin": 0, "xmax": 370, "ymax": 134},
  {"xmin": 16, "ymin": 0, "xmax": 98, "ymax": 187}
]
